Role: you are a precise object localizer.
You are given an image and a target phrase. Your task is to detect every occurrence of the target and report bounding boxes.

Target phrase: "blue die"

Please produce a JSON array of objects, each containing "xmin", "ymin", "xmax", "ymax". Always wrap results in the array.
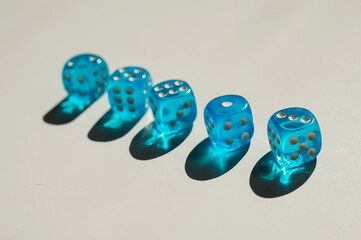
[
  {"xmin": 204, "ymin": 95, "xmax": 254, "ymax": 150},
  {"xmin": 149, "ymin": 80, "xmax": 197, "ymax": 133},
  {"xmin": 267, "ymin": 107, "xmax": 322, "ymax": 168},
  {"xmin": 62, "ymin": 54, "xmax": 109, "ymax": 104},
  {"xmin": 107, "ymin": 67, "xmax": 152, "ymax": 117}
]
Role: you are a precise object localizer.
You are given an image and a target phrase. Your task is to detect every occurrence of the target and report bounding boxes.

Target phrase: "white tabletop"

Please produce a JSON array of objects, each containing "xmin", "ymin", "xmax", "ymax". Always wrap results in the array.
[{"xmin": 1, "ymin": 0, "xmax": 360, "ymax": 239}]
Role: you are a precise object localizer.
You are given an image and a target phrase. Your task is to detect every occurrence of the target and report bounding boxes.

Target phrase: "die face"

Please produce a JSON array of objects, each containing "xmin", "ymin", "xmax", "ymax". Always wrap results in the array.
[
  {"xmin": 149, "ymin": 80, "xmax": 197, "ymax": 133},
  {"xmin": 107, "ymin": 67, "xmax": 152, "ymax": 118},
  {"xmin": 62, "ymin": 54, "xmax": 109, "ymax": 103},
  {"xmin": 204, "ymin": 95, "xmax": 254, "ymax": 150},
  {"xmin": 267, "ymin": 107, "xmax": 322, "ymax": 168}
]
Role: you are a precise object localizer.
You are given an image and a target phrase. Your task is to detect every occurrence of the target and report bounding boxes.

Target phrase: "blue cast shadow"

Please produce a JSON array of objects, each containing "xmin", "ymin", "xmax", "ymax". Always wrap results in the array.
[
  {"xmin": 88, "ymin": 109, "xmax": 144, "ymax": 142},
  {"xmin": 129, "ymin": 122, "xmax": 192, "ymax": 160},
  {"xmin": 185, "ymin": 138, "xmax": 250, "ymax": 181},
  {"xmin": 249, "ymin": 151, "xmax": 317, "ymax": 198},
  {"xmin": 43, "ymin": 96, "xmax": 95, "ymax": 125}
]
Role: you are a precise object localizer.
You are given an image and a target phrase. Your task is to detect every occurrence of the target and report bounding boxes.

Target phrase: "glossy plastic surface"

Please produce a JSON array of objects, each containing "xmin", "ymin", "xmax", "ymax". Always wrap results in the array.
[
  {"xmin": 149, "ymin": 80, "xmax": 197, "ymax": 134},
  {"xmin": 204, "ymin": 95, "xmax": 254, "ymax": 150},
  {"xmin": 62, "ymin": 54, "xmax": 109, "ymax": 105},
  {"xmin": 267, "ymin": 107, "xmax": 322, "ymax": 169},
  {"xmin": 107, "ymin": 67, "xmax": 152, "ymax": 119}
]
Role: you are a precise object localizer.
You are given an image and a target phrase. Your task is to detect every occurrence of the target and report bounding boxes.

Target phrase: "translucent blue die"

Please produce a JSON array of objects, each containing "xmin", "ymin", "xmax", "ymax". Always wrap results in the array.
[
  {"xmin": 204, "ymin": 95, "xmax": 254, "ymax": 150},
  {"xmin": 107, "ymin": 67, "xmax": 152, "ymax": 117},
  {"xmin": 267, "ymin": 107, "xmax": 322, "ymax": 168},
  {"xmin": 149, "ymin": 80, "xmax": 197, "ymax": 134},
  {"xmin": 62, "ymin": 54, "xmax": 109, "ymax": 104}
]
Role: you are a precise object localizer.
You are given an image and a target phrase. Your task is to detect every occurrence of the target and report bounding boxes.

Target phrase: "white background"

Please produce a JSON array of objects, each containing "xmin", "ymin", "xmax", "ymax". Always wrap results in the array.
[{"xmin": 0, "ymin": 0, "xmax": 360, "ymax": 239}]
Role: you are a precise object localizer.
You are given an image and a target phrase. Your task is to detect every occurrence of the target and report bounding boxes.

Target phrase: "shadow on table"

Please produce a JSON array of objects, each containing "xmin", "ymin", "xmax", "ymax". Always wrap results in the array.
[
  {"xmin": 129, "ymin": 122, "xmax": 192, "ymax": 160},
  {"xmin": 249, "ymin": 151, "xmax": 317, "ymax": 198},
  {"xmin": 88, "ymin": 109, "xmax": 143, "ymax": 142},
  {"xmin": 185, "ymin": 138, "xmax": 250, "ymax": 181},
  {"xmin": 43, "ymin": 96, "xmax": 95, "ymax": 125}
]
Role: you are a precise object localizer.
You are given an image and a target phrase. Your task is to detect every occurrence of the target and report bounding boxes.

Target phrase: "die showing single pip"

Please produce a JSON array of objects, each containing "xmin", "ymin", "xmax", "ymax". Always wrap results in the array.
[
  {"xmin": 107, "ymin": 67, "xmax": 152, "ymax": 117},
  {"xmin": 149, "ymin": 80, "xmax": 197, "ymax": 134},
  {"xmin": 62, "ymin": 54, "xmax": 109, "ymax": 104},
  {"xmin": 267, "ymin": 107, "xmax": 322, "ymax": 168},
  {"xmin": 204, "ymin": 95, "xmax": 254, "ymax": 151}
]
